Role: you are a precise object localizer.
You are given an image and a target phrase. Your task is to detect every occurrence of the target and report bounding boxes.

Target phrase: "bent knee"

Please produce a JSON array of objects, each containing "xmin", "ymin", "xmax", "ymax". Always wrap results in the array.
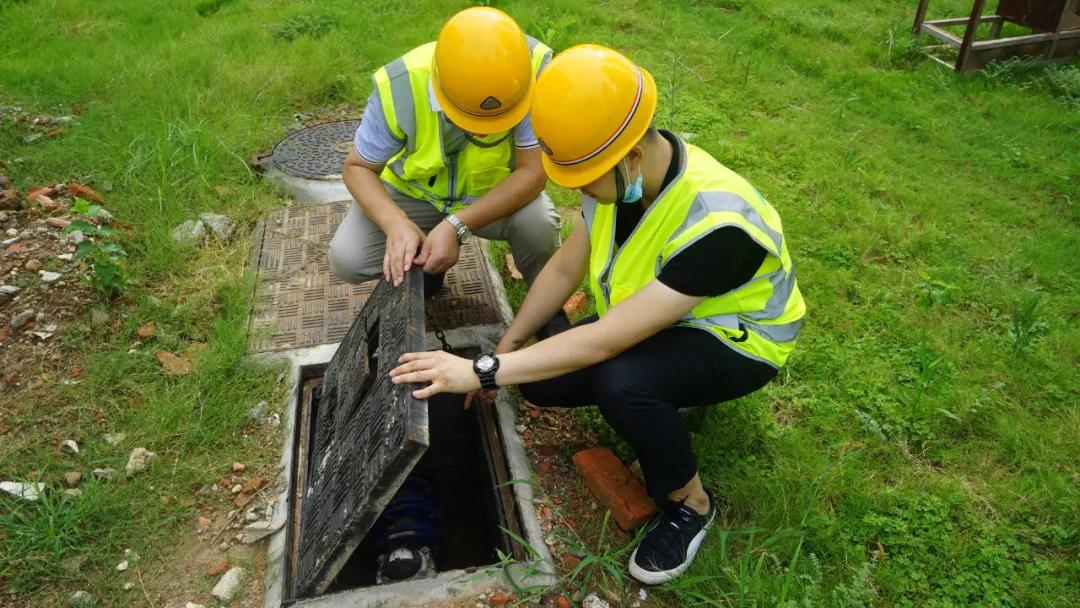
[
  {"xmin": 329, "ymin": 238, "xmax": 379, "ymax": 284},
  {"xmin": 590, "ymin": 358, "xmax": 654, "ymax": 409},
  {"xmin": 508, "ymin": 200, "xmax": 560, "ymax": 245}
]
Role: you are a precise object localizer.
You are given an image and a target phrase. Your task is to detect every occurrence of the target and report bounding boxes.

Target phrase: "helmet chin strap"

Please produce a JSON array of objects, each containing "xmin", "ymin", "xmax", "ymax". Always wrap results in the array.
[
  {"xmin": 613, "ymin": 162, "xmax": 626, "ymax": 202},
  {"xmin": 463, "ymin": 131, "xmax": 510, "ymax": 149}
]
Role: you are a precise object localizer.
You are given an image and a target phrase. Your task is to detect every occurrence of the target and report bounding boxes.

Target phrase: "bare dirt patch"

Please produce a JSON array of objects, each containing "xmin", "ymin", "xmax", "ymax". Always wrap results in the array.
[{"xmin": 0, "ymin": 180, "xmax": 102, "ymax": 434}]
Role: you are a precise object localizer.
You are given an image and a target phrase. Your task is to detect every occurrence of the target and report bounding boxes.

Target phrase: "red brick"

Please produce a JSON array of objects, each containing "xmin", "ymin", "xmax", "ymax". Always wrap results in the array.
[
  {"xmin": 26, "ymin": 186, "xmax": 55, "ymax": 203},
  {"xmin": 563, "ymin": 291, "xmax": 589, "ymax": 320},
  {"xmin": 242, "ymin": 474, "xmax": 264, "ymax": 494},
  {"xmin": 572, "ymin": 447, "xmax": 656, "ymax": 531},
  {"xmin": 207, "ymin": 558, "xmax": 229, "ymax": 577},
  {"xmin": 67, "ymin": 181, "xmax": 103, "ymax": 203}
]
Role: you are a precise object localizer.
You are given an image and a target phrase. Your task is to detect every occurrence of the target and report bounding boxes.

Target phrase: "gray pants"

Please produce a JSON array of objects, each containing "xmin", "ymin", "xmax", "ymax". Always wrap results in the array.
[{"xmin": 329, "ymin": 185, "xmax": 560, "ymax": 285}]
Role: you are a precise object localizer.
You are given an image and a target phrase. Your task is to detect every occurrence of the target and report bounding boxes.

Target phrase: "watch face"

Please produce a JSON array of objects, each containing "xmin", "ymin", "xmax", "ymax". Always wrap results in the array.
[{"xmin": 476, "ymin": 355, "xmax": 494, "ymax": 372}]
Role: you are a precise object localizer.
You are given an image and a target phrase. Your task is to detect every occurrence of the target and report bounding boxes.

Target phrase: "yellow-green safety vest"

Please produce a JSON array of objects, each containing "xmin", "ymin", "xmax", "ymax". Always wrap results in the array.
[
  {"xmin": 582, "ymin": 138, "xmax": 806, "ymax": 369},
  {"xmin": 372, "ymin": 38, "xmax": 552, "ymax": 214}
]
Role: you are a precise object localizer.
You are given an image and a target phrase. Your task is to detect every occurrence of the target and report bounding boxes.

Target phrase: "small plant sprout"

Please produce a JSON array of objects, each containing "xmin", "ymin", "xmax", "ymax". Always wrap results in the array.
[
  {"xmin": 64, "ymin": 197, "xmax": 128, "ymax": 298},
  {"xmin": 1009, "ymin": 292, "xmax": 1046, "ymax": 354}
]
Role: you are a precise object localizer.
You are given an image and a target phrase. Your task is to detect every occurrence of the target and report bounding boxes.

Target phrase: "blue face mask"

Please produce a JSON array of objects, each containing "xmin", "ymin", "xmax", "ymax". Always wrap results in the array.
[{"xmin": 620, "ymin": 159, "xmax": 644, "ymax": 204}]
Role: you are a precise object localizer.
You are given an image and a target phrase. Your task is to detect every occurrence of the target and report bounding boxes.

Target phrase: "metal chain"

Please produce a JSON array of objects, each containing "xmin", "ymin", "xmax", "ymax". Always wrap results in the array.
[{"xmin": 424, "ymin": 309, "xmax": 453, "ymax": 352}]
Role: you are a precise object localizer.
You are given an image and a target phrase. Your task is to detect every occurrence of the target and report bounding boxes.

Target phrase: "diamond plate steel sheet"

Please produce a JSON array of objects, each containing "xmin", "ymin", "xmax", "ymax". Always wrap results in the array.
[
  {"xmin": 292, "ymin": 270, "xmax": 427, "ymax": 598},
  {"xmin": 250, "ymin": 202, "xmax": 501, "ymax": 353},
  {"xmin": 271, "ymin": 120, "xmax": 361, "ymax": 179}
]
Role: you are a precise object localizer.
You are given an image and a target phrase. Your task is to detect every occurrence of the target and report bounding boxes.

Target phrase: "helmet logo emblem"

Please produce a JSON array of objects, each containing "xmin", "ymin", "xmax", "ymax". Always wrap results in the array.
[{"xmin": 480, "ymin": 96, "xmax": 502, "ymax": 111}]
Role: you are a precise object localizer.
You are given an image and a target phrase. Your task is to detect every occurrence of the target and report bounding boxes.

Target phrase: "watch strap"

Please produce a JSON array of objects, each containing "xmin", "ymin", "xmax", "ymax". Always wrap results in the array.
[
  {"xmin": 473, "ymin": 353, "xmax": 500, "ymax": 390},
  {"xmin": 444, "ymin": 214, "xmax": 470, "ymax": 244}
]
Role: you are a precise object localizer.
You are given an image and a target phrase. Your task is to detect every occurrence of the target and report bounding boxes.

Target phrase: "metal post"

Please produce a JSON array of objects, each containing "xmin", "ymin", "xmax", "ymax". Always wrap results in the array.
[
  {"xmin": 913, "ymin": 0, "xmax": 932, "ymax": 35},
  {"xmin": 957, "ymin": 0, "xmax": 989, "ymax": 71}
]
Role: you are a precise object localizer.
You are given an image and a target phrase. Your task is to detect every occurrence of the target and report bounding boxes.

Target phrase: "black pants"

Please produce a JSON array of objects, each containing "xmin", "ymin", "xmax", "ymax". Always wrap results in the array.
[{"xmin": 520, "ymin": 317, "xmax": 777, "ymax": 503}]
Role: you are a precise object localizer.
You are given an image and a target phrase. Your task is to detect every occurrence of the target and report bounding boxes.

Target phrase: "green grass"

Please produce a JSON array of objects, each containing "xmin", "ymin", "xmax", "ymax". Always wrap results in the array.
[{"xmin": 2, "ymin": 0, "xmax": 1078, "ymax": 606}]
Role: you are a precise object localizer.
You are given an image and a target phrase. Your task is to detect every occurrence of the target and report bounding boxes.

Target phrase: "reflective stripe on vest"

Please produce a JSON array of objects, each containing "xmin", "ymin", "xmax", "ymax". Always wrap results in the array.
[
  {"xmin": 583, "ymin": 138, "xmax": 806, "ymax": 368},
  {"xmin": 373, "ymin": 38, "xmax": 552, "ymax": 214}
]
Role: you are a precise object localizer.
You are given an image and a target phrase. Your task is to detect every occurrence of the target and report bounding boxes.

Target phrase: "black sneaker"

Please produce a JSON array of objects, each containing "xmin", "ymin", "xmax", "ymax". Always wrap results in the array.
[{"xmin": 629, "ymin": 493, "xmax": 716, "ymax": 585}]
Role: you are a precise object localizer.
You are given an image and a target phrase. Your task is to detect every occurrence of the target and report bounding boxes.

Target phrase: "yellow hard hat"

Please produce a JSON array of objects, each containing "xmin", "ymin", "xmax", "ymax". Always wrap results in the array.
[
  {"xmin": 432, "ymin": 7, "xmax": 533, "ymax": 135},
  {"xmin": 531, "ymin": 45, "xmax": 657, "ymax": 189}
]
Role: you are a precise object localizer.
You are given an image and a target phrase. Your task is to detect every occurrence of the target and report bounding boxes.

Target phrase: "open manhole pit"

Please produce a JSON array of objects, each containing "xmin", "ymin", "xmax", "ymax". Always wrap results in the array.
[
  {"xmin": 292, "ymin": 382, "xmax": 523, "ymax": 596},
  {"xmin": 273, "ymin": 271, "xmax": 546, "ymax": 608}
]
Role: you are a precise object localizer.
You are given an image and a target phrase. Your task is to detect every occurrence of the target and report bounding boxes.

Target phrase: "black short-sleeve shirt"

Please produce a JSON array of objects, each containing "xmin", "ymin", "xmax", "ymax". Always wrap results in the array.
[{"xmin": 611, "ymin": 131, "xmax": 767, "ymax": 297}]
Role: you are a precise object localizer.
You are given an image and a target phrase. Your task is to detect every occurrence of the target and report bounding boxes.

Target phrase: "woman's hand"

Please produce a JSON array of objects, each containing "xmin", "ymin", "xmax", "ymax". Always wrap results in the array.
[
  {"xmin": 390, "ymin": 350, "xmax": 480, "ymax": 399},
  {"xmin": 457, "ymin": 332, "xmax": 520, "ymax": 409}
]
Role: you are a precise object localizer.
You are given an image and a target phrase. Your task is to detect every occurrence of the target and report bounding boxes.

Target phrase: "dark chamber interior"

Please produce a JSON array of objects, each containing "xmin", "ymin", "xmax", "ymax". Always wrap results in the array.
[{"xmin": 300, "ymin": 389, "xmax": 511, "ymax": 593}]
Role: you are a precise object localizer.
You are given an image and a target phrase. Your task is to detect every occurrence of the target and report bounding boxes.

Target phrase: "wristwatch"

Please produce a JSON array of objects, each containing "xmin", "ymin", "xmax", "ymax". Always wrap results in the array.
[
  {"xmin": 444, "ymin": 214, "xmax": 472, "ymax": 245},
  {"xmin": 473, "ymin": 353, "xmax": 500, "ymax": 390}
]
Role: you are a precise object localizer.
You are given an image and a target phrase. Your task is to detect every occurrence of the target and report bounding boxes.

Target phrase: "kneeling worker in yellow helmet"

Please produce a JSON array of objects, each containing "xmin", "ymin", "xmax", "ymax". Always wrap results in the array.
[
  {"xmin": 331, "ymin": 8, "xmax": 567, "ymax": 334},
  {"xmin": 390, "ymin": 45, "xmax": 805, "ymax": 584}
]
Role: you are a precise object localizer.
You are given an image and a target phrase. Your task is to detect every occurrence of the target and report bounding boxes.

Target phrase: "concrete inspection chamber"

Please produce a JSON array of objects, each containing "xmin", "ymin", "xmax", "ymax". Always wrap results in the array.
[{"xmin": 249, "ymin": 121, "xmax": 553, "ymax": 607}]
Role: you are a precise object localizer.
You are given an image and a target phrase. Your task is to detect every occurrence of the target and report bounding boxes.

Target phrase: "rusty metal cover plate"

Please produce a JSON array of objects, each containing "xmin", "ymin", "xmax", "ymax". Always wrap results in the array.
[
  {"xmin": 292, "ymin": 270, "xmax": 427, "ymax": 597},
  {"xmin": 249, "ymin": 201, "xmax": 501, "ymax": 353},
  {"xmin": 271, "ymin": 120, "xmax": 361, "ymax": 179}
]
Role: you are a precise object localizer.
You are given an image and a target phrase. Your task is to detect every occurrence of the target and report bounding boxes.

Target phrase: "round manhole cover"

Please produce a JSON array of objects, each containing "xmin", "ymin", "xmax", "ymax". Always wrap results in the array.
[{"xmin": 271, "ymin": 119, "xmax": 360, "ymax": 179}]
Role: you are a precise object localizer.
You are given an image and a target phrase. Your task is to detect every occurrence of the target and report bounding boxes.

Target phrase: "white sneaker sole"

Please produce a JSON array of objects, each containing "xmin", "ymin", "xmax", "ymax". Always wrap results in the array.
[{"xmin": 628, "ymin": 507, "xmax": 716, "ymax": 585}]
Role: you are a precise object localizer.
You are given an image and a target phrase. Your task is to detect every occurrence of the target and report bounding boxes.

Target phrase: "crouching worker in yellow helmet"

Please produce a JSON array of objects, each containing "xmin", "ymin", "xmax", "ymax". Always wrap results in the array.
[
  {"xmin": 330, "ymin": 7, "xmax": 568, "ymax": 334},
  {"xmin": 390, "ymin": 45, "xmax": 805, "ymax": 584}
]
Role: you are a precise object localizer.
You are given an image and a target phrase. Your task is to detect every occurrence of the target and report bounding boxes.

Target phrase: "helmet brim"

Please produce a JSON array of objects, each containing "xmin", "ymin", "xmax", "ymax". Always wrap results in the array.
[{"xmin": 433, "ymin": 71, "xmax": 534, "ymax": 136}]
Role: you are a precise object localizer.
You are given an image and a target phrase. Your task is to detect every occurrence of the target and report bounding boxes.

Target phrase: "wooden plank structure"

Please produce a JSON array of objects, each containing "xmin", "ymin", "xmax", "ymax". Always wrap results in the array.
[{"xmin": 913, "ymin": 0, "xmax": 1080, "ymax": 71}]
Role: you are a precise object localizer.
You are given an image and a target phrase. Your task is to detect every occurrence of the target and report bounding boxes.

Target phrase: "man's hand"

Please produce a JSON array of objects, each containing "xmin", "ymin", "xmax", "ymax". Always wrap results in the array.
[
  {"xmin": 383, "ymin": 220, "xmax": 425, "ymax": 286},
  {"xmin": 464, "ymin": 388, "xmax": 498, "ymax": 410},
  {"xmin": 415, "ymin": 220, "xmax": 460, "ymax": 275}
]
